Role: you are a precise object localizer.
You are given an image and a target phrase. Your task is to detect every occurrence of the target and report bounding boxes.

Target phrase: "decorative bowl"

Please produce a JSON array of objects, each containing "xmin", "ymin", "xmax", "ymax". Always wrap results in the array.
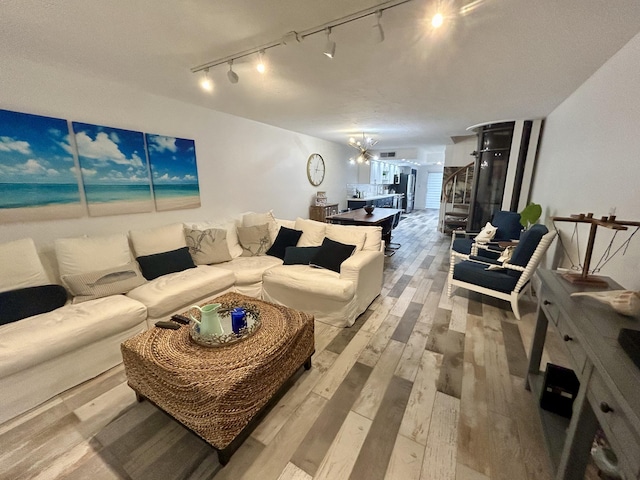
[{"xmin": 364, "ymin": 205, "xmax": 375, "ymax": 215}]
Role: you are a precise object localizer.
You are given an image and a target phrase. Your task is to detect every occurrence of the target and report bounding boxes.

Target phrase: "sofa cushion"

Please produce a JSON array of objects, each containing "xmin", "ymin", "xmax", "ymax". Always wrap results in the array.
[
  {"xmin": 137, "ymin": 247, "xmax": 196, "ymax": 280},
  {"xmin": 294, "ymin": 218, "xmax": 327, "ymax": 247},
  {"xmin": 358, "ymin": 226, "xmax": 383, "ymax": 252},
  {"xmin": 184, "ymin": 227, "xmax": 232, "ymax": 265},
  {"xmin": 263, "ymin": 264, "xmax": 355, "ymax": 301},
  {"xmin": 214, "ymin": 256, "xmax": 283, "ymax": 286},
  {"xmin": 129, "ymin": 223, "xmax": 186, "ymax": 257},
  {"xmin": 325, "ymin": 224, "xmax": 367, "ymax": 252},
  {"xmin": 0, "ymin": 238, "xmax": 50, "ymax": 293},
  {"xmin": 0, "ymin": 285, "xmax": 68, "ymax": 325},
  {"xmin": 55, "ymin": 233, "xmax": 133, "ymax": 277},
  {"xmin": 266, "ymin": 226, "xmax": 303, "ymax": 260},
  {"xmin": 283, "ymin": 246, "xmax": 321, "ymax": 265},
  {"xmin": 126, "ymin": 265, "xmax": 235, "ymax": 318},
  {"xmin": 310, "ymin": 238, "xmax": 356, "ymax": 273},
  {"xmin": 237, "ymin": 224, "xmax": 272, "ymax": 257},
  {"xmin": 61, "ymin": 262, "xmax": 146, "ymax": 303},
  {"xmin": 0, "ymin": 295, "xmax": 147, "ymax": 378}
]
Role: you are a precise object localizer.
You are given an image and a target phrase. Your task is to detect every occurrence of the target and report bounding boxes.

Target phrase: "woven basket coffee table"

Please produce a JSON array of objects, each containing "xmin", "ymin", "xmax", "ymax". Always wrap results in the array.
[{"xmin": 121, "ymin": 292, "xmax": 314, "ymax": 465}]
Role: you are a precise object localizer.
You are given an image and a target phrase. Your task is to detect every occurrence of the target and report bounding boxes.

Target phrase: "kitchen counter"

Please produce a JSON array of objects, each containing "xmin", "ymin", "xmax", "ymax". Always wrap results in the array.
[
  {"xmin": 347, "ymin": 194, "xmax": 403, "ymax": 210},
  {"xmin": 345, "ymin": 193, "xmax": 402, "ymax": 201}
]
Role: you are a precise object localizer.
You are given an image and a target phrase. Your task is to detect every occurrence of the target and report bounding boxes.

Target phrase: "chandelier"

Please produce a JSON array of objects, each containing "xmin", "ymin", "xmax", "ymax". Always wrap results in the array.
[{"xmin": 348, "ymin": 134, "xmax": 379, "ymax": 164}]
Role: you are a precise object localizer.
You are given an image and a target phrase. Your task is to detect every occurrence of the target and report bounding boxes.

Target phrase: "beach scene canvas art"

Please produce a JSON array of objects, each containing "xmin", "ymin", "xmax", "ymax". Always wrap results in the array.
[
  {"xmin": 72, "ymin": 122, "xmax": 153, "ymax": 216},
  {"xmin": 146, "ymin": 134, "xmax": 200, "ymax": 211},
  {"xmin": 0, "ymin": 109, "xmax": 84, "ymax": 223}
]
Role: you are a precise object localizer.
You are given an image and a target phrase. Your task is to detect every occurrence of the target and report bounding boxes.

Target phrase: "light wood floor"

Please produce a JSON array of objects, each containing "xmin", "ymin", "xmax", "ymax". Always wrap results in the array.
[{"xmin": 0, "ymin": 210, "xmax": 593, "ymax": 479}]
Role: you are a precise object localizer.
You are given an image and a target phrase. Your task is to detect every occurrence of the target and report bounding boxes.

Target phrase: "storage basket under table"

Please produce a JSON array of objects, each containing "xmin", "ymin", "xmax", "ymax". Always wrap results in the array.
[{"xmin": 121, "ymin": 292, "xmax": 314, "ymax": 460}]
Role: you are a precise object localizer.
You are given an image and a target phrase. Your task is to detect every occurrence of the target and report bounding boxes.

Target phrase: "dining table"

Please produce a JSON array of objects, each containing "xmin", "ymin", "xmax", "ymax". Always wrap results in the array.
[{"xmin": 326, "ymin": 208, "xmax": 403, "ymax": 248}]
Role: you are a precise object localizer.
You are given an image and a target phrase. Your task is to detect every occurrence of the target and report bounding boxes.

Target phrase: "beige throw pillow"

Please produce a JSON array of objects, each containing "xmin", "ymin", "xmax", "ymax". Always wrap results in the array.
[
  {"xmin": 184, "ymin": 228, "xmax": 232, "ymax": 265},
  {"xmin": 243, "ymin": 211, "xmax": 279, "ymax": 242},
  {"xmin": 237, "ymin": 224, "xmax": 272, "ymax": 256},
  {"xmin": 62, "ymin": 262, "xmax": 146, "ymax": 303}
]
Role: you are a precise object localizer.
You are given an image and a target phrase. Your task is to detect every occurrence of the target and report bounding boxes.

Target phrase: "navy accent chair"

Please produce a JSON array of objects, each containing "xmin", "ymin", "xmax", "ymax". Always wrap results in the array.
[
  {"xmin": 447, "ymin": 224, "xmax": 556, "ymax": 319},
  {"xmin": 451, "ymin": 210, "xmax": 523, "ymax": 259}
]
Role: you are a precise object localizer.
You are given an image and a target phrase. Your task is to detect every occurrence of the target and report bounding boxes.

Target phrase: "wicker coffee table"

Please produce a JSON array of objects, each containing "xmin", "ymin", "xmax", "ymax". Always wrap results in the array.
[{"xmin": 121, "ymin": 292, "xmax": 314, "ymax": 465}]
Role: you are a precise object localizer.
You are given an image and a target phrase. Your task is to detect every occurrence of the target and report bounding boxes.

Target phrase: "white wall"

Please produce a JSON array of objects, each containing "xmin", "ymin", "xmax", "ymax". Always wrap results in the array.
[
  {"xmin": 444, "ymin": 136, "xmax": 476, "ymax": 167},
  {"xmin": 0, "ymin": 55, "xmax": 355, "ymax": 257},
  {"xmin": 531, "ymin": 32, "xmax": 640, "ymax": 289}
]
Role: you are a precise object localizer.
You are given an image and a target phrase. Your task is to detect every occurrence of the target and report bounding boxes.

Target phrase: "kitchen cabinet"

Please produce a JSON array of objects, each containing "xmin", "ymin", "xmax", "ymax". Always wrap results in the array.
[
  {"xmin": 347, "ymin": 194, "xmax": 396, "ymax": 210},
  {"xmin": 358, "ymin": 161, "xmax": 396, "ymax": 185}
]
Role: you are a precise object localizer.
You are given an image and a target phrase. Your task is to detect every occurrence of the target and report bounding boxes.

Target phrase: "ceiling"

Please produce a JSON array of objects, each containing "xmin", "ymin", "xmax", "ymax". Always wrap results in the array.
[{"xmin": 3, "ymin": 0, "xmax": 640, "ymax": 156}]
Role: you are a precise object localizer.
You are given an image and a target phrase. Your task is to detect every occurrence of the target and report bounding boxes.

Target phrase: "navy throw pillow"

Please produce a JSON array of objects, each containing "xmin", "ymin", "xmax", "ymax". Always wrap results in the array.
[
  {"xmin": 0, "ymin": 284, "xmax": 68, "ymax": 325},
  {"xmin": 310, "ymin": 237, "xmax": 356, "ymax": 273},
  {"xmin": 283, "ymin": 246, "xmax": 321, "ymax": 265},
  {"xmin": 266, "ymin": 227, "xmax": 303, "ymax": 260},
  {"xmin": 137, "ymin": 246, "xmax": 196, "ymax": 281}
]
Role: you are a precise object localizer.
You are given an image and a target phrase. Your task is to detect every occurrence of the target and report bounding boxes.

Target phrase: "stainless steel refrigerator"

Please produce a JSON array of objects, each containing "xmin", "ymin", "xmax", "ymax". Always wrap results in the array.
[{"xmin": 398, "ymin": 170, "xmax": 416, "ymax": 213}]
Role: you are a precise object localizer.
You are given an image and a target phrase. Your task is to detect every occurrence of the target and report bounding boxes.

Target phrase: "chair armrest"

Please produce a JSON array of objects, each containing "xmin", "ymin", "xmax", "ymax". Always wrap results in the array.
[
  {"xmin": 464, "ymin": 256, "xmax": 526, "ymax": 272},
  {"xmin": 451, "ymin": 230, "xmax": 480, "ymax": 240}
]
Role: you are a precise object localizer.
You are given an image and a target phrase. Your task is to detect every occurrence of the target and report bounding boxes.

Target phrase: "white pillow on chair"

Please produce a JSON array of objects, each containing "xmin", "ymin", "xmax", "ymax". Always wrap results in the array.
[{"xmin": 475, "ymin": 222, "xmax": 497, "ymax": 244}]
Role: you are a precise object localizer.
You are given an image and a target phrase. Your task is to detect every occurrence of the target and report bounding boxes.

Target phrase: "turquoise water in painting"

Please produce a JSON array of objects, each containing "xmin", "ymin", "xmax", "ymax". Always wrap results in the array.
[
  {"xmin": 83, "ymin": 184, "xmax": 152, "ymax": 203},
  {"xmin": 0, "ymin": 183, "xmax": 81, "ymax": 209},
  {"xmin": 0, "ymin": 182, "xmax": 199, "ymax": 209},
  {"xmin": 153, "ymin": 183, "xmax": 200, "ymax": 199}
]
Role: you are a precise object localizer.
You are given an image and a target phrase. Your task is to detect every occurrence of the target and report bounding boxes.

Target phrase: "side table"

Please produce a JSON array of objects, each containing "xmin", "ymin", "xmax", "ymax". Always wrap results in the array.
[{"xmin": 526, "ymin": 269, "xmax": 640, "ymax": 479}]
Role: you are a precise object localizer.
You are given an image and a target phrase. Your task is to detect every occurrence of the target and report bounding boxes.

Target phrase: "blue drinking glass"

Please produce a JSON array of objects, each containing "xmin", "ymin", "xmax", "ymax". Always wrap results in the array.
[{"xmin": 231, "ymin": 307, "xmax": 247, "ymax": 334}]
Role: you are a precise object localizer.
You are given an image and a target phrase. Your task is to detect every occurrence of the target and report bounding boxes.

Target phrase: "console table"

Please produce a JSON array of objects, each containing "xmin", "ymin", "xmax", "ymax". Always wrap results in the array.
[{"xmin": 527, "ymin": 269, "xmax": 640, "ymax": 479}]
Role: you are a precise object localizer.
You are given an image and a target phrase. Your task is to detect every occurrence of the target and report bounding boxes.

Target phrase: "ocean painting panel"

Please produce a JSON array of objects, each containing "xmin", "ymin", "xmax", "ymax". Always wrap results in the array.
[
  {"xmin": 0, "ymin": 109, "xmax": 83, "ymax": 223},
  {"xmin": 73, "ymin": 122, "xmax": 153, "ymax": 216},
  {"xmin": 146, "ymin": 134, "xmax": 201, "ymax": 211}
]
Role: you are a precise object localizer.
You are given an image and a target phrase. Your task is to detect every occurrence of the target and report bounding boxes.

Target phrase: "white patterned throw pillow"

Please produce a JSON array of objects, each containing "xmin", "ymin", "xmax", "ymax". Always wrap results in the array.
[
  {"xmin": 237, "ymin": 224, "xmax": 272, "ymax": 256},
  {"xmin": 184, "ymin": 228, "xmax": 232, "ymax": 265}
]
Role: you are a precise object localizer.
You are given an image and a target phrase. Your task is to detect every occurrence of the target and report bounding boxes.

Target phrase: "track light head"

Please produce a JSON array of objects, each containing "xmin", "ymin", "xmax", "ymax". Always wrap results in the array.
[
  {"xmin": 227, "ymin": 60, "xmax": 239, "ymax": 84},
  {"xmin": 200, "ymin": 68, "xmax": 213, "ymax": 92},
  {"xmin": 256, "ymin": 50, "xmax": 266, "ymax": 73},
  {"xmin": 432, "ymin": 12, "xmax": 444, "ymax": 28},
  {"xmin": 323, "ymin": 28, "xmax": 336, "ymax": 58}
]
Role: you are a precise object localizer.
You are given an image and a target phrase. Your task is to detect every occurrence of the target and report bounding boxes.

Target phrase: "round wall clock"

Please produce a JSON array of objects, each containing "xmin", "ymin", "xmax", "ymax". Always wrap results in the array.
[{"xmin": 306, "ymin": 153, "xmax": 325, "ymax": 186}]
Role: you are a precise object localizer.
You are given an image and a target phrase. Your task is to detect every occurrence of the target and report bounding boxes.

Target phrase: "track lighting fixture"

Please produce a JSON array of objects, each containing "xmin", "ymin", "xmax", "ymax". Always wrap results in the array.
[
  {"xmin": 190, "ymin": 0, "xmax": 419, "ymax": 85},
  {"xmin": 323, "ymin": 28, "xmax": 336, "ymax": 58},
  {"xmin": 227, "ymin": 60, "xmax": 239, "ymax": 84},
  {"xmin": 199, "ymin": 68, "xmax": 213, "ymax": 92},
  {"xmin": 256, "ymin": 50, "xmax": 266, "ymax": 73},
  {"xmin": 374, "ymin": 11, "xmax": 385, "ymax": 43}
]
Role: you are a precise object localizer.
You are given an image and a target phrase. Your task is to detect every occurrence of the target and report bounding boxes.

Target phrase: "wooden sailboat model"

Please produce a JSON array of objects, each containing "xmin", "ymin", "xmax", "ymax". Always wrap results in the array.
[{"xmin": 552, "ymin": 212, "xmax": 640, "ymax": 287}]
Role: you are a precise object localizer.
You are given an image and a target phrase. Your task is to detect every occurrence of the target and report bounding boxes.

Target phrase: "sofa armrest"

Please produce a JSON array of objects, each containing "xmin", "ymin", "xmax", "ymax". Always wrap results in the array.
[{"xmin": 339, "ymin": 250, "xmax": 384, "ymax": 306}]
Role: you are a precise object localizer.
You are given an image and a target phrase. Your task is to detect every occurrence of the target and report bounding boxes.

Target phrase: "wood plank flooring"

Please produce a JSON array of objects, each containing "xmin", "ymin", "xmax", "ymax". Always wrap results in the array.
[{"xmin": 0, "ymin": 210, "xmax": 599, "ymax": 479}]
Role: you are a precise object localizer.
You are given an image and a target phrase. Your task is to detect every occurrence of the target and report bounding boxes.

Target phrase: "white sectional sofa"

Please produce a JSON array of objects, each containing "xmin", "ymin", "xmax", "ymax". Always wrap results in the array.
[{"xmin": 0, "ymin": 211, "xmax": 383, "ymax": 424}]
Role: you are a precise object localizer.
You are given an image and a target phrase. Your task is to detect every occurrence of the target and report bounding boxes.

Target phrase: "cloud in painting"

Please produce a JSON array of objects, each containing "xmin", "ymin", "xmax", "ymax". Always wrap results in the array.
[
  {"xmin": 148, "ymin": 135, "xmax": 177, "ymax": 153},
  {"xmin": 74, "ymin": 131, "xmax": 143, "ymax": 167},
  {"xmin": 0, "ymin": 136, "xmax": 32, "ymax": 155}
]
